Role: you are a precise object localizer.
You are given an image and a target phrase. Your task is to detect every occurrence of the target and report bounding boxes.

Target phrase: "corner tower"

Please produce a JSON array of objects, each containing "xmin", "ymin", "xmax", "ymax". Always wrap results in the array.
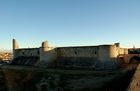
[
  {"xmin": 13, "ymin": 39, "xmax": 19, "ymax": 59},
  {"xmin": 40, "ymin": 40, "xmax": 49, "ymax": 61},
  {"xmin": 13, "ymin": 39, "xmax": 19, "ymax": 50},
  {"xmin": 42, "ymin": 41, "xmax": 49, "ymax": 52}
]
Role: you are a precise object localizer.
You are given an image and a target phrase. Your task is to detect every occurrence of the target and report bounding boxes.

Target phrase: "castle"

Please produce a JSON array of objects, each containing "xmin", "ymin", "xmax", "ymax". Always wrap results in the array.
[{"xmin": 12, "ymin": 39, "xmax": 128, "ymax": 69}]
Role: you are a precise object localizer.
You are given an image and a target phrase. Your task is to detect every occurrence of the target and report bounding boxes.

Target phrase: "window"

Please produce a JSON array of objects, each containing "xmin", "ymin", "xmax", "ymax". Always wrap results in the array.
[
  {"xmin": 75, "ymin": 51, "xmax": 77, "ymax": 54},
  {"xmin": 22, "ymin": 52, "xmax": 25, "ymax": 55},
  {"xmin": 95, "ymin": 51, "xmax": 97, "ymax": 54},
  {"xmin": 37, "ymin": 51, "xmax": 40, "ymax": 54}
]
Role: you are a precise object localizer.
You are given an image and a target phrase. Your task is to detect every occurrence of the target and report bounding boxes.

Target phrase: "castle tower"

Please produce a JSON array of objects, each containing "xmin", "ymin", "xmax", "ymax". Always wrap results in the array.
[
  {"xmin": 98, "ymin": 45, "xmax": 118, "ymax": 62},
  {"xmin": 38, "ymin": 40, "xmax": 57, "ymax": 67},
  {"xmin": 114, "ymin": 43, "xmax": 120, "ymax": 47},
  {"xmin": 13, "ymin": 39, "xmax": 19, "ymax": 59},
  {"xmin": 40, "ymin": 40, "xmax": 49, "ymax": 61},
  {"xmin": 42, "ymin": 41, "xmax": 49, "ymax": 52},
  {"xmin": 13, "ymin": 39, "xmax": 19, "ymax": 50}
]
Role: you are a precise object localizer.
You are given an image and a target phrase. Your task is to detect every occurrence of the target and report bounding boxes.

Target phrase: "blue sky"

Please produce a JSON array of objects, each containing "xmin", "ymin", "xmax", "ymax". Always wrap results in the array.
[{"xmin": 0, "ymin": 0, "xmax": 140, "ymax": 49}]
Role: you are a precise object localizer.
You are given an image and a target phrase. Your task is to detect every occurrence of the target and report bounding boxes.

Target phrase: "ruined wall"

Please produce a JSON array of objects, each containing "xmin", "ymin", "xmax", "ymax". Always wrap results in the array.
[
  {"xmin": 14, "ymin": 48, "xmax": 40, "ymax": 58},
  {"xmin": 53, "ymin": 46, "xmax": 99, "ymax": 67},
  {"xmin": 37, "ymin": 44, "xmax": 122, "ymax": 68},
  {"xmin": 12, "ymin": 48, "xmax": 40, "ymax": 66},
  {"xmin": 55, "ymin": 46, "xmax": 117, "ymax": 68},
  {"xmin": 57, "ymin": 46, "xmax": 98, "ymax": 57}
]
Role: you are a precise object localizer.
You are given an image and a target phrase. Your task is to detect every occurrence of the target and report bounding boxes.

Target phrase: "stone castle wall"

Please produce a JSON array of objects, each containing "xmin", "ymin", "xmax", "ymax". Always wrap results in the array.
[
  {"xmin": 14, "ymin": 48, "xmax": 40, "ymax": 58},
  {"xmin": 12, "ymin": 39, "xmax": 128, "ymax": 69},
  {"xmin": 56, "ymin": 46, "xmax": 98, "ymax": 57}
]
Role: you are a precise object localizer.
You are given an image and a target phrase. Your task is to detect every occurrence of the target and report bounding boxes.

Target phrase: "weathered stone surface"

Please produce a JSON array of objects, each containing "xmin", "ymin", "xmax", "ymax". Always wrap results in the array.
[
  {"xmin": 12, "ymin": 39, "xmax": 128, "ymax": 69},
  {"xmin": 127, "ymin": 64, "xmax": 140, "ymax": 91}
]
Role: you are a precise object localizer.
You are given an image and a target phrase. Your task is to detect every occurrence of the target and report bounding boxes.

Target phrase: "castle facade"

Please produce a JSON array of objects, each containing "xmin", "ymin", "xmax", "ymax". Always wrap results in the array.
[{"xmin": 12, "ymin": 39, "xmax": 128, "ymax": 69}]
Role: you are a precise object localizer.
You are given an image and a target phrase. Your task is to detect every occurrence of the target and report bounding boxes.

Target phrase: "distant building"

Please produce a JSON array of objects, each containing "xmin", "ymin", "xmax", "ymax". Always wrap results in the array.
[{"xmin": 0, "ymin": 52, "xmax": 12, "ymax": 62}]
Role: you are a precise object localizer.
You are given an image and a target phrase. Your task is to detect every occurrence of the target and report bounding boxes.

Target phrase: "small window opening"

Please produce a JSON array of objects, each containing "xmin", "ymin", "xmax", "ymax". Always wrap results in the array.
[
  {"xmin": 22, "ymin": 52, "xmax": 25, "ymax": 55},
  {"xmin": 95, "ymin": 51, "xmax": 97, "ymax": 54},
  {"xmin": 37, "ymin": 51, "xmax": 40, "ymax": 54}
]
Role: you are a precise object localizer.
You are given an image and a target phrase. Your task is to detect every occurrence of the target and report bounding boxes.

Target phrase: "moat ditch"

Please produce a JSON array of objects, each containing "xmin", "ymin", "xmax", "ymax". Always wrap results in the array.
[{"xmin": 0, "ymin": 65, "xmax": 136, "ymax": 91}]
